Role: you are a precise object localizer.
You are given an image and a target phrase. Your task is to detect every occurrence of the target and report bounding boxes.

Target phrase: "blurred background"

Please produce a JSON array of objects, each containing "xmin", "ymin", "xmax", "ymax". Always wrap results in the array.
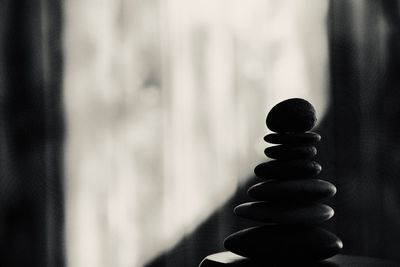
[{"xmin": 1, "ymin": 0, "xmax": 400, "ymax": 266}]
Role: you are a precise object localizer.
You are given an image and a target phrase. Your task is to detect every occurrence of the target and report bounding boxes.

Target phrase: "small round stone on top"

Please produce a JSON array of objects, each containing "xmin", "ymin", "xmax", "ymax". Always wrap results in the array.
[{"xmin": 266, "ymin": 98, "xmax": 317, "ymax": 133}]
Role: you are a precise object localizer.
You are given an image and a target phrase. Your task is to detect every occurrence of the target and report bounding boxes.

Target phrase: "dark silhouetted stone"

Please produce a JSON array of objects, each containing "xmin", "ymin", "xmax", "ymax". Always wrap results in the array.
[
  {"xmin": 224, "ymin": 225, "xmax": 343, "ymax": 263},
  {"xmin": 265, "ymin": 145, "xmax": 317, "ymax": 160},
  {"xmin": 234, "ymin": 202, "xmax": 333, "ymax": 225},
  {"xmin": 264, "ymin": 132, "xmax": 321, "ymax": 145},
  {"xmin": 247, "ymin": 179, "xmax": 336, "ymax": 202},
  {"xmin": 199, "ymin": 99, "xmax": 344, "ymax": 267},
  {"xmin": 266, "ymin": 98, "xmax": 317, "ymax": 133},
  {"xmin": 254, "ymin": 159, "xmax": 321, "ymax": 179}
]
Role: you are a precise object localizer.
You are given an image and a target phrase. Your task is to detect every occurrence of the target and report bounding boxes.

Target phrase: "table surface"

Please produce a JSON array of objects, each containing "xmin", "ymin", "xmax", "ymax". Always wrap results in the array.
[{"xmin": 200, "ymin": 251, "xmax": 399, "ymax": 267}]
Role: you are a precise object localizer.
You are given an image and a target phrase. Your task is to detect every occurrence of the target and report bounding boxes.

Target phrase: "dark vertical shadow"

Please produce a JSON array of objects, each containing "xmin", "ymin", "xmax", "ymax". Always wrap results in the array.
[
  {"xmin": 325, "ymin": 0, "xmax": 400, "ymax": 261},
  {"xmin": 326, "ymin": 0, "xmax": 365, "ymax": 256},
  {"xmin": 0, "ymin": 0, "xmax": 64, "ymax": 266}
]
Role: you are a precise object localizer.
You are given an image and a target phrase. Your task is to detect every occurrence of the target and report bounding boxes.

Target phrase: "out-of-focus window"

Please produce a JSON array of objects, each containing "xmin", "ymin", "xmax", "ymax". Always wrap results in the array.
[{"xmin": 63, "ymin": 0, "xmax": 329, "ymax": 266}]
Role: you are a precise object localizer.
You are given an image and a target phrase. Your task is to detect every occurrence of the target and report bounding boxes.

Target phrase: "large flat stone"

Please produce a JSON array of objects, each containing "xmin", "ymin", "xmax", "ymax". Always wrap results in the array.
[
  {"xmin": 234, "ymin": 202, "xmax": 333, "ymax": 224},
  {"xmin": 264, "ymin": 145, "xmax": 317, "ymax": 160},
  {"xmin": 224, "ymin": 226, "xmax": 343, "ymax": 263},
  {"xmin": 247, "ymin": 179, "xmax": 336, "ymax": 202},
  {"xmin": 254, "ymin": 160, "xmax": 321, "ymax": 179},
  {"xmin": 264, "ymin": 132, "xmax": 321, "ymax": 145}
]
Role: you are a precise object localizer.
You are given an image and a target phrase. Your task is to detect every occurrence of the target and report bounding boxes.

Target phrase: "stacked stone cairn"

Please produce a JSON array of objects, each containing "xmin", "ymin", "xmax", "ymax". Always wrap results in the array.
[{"xmin": 224, "ymin": 98, "xmax": 343, "ymax": 264}]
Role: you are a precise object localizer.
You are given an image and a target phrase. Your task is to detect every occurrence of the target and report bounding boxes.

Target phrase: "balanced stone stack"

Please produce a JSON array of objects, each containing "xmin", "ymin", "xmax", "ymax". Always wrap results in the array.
[{"xmin": 223, "ymin": 98, "xmax": 343, "ymax": 264}]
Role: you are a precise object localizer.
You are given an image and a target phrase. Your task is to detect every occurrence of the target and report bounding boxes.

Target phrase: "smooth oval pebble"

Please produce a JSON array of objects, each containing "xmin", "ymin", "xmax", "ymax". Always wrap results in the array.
[
  {"xmin": 254, "ymin": 160, "xmax": 321, "ymax": 179},
  {"xmin": 265, "ymin": 145, "xmax": 317, "ymax": 160},
  {"xmin": 224, "ymin": 225, "xmax": 343, "ymax": 262},
  {"xmin": 234, "ymin": 202, "xmax": 333, "ymax": 225},
  {"xmin": 248, "ymin": 179, "xmax": 336, "ymax": 202},
  {"xmin": 266, "ymin": 98, "xmax": 317, "ymax": 133},
  {"xmin": 264, "ymin": 132, "xmax": 321, "ymax": 145}
]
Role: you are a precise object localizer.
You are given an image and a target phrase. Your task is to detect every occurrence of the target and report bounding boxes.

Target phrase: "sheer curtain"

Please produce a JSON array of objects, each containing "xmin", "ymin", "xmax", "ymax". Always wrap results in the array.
[
  {"xmin": 0, "ymin": 1, "xmax": 63, "ymax": 266},
  {"xmin": 63, "ymin": 1, "xmax": 328, "ymax": 266},
  {"xmin": 327, "ymin": 0, "xmax": 400, "ymax": 260}
]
